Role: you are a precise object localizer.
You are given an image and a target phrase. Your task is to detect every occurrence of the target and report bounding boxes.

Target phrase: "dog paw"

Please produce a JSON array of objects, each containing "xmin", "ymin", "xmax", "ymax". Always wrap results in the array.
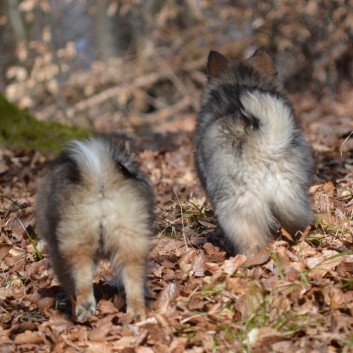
[
  {"xmin": 75, "ymin": 299, "xmax": 96, "ymax": 322},
  {"xmin": 127, "ymin": 304, "xmax": 146, "ymax": 321}
]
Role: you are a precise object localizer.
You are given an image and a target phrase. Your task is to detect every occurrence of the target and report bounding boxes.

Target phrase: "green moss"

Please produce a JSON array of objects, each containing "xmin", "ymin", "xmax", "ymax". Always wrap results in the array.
[{"xmin": 0, "ymin": 95, "xmax": 92, "ymax": 154}]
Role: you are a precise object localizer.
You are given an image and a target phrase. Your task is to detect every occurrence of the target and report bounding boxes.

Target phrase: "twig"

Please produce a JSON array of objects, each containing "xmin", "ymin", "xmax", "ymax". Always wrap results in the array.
[
  {"xmin": 132, "ymin": 96, "xmax": 191, "ymax": 124},
  {"xmin": 0, "ymin": 195, "xmax": 25, "ymax": 210},
  {"xmin": 180, "ymin": 312, "xmax": 207, "ymax": 324},
  {"xmin": 173, "ymin": 187, "xmax": 189, "ymax": 248},
  {"xmin": 71, "ymin": 71, "xmax": 170, "ymax": 114},
  {"xmin": 340, "ymin": 130, "xmax": 353, "ymax": 157}
]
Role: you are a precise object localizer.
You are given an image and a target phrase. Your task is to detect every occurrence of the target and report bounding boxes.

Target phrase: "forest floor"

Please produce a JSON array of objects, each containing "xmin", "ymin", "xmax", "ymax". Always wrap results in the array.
[{"xmin": 1, "ymin": 80, "xmax": 353, "ymax": 352}]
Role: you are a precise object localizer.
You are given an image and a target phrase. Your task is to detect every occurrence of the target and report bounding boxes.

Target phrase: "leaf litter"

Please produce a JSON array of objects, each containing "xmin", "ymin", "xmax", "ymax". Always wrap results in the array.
[
  {"xmin": 1, "ymin": 2, "xmax": 353, "ymax": 349},
  {"xmin": 1, "ymin": 113, "xmax": 353, "ymax": 353}
]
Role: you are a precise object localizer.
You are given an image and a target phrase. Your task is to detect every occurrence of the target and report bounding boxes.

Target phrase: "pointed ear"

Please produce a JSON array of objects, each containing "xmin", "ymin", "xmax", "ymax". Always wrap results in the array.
[
  {"xmin": 207, "ymin": 51, "xmax": 229, "ymax": 79},
  {"xmin": 247, "ymin": 48, "xmax": 277, "ymax": 78}
]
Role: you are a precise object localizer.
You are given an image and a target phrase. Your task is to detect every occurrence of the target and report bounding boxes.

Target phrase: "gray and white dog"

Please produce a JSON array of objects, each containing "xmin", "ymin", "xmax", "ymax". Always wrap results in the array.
[
  {"xmin": 36, "ymin": 137, "xmax": 154, "ymax": 321},
  {"xmin": 195, "ymin": 48, "xmax": 314, "ymax": 256}
]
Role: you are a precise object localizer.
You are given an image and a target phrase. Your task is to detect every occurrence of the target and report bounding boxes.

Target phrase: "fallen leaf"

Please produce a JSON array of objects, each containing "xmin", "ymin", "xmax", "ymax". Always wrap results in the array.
[
  {"xmin": 97, "ymin": 300, "xmax": 119, "ymax": 315},
  {"xmin": 306, "ymin": 250, "xmax": 343, "ymax": 280},
  {"xmin": 203, "ymin": 242, "xmax": 226, "ymax": 262},
  {"xmin": 248, "ymin": 327, "xmax": 286, "ymax": 353},
  {"xmin": 192, "ymin": 253, "xmax": 206, "ymax": 277},
  {"xmin": 88, "ymin": 320, "xmax": 113, "ymax": 340},
  {"xmin": 178, "ymin": 249, "xmax": 196, "ymax": 274},
  {"xmin": 135, "ymin": 347, "xmax": 154, "ymax": 353},
  {"xmin": 225, "ymin": 277, "xmax": 249, "ymax": 294},
  {"xmin": 37, "ymin": 296, "xmax": 55, "ymax": 310},
  {"xmin": 0, "ymin": 244, "xmax": 12, "ymax": 260},
  {"xmin": 13, "ymin": 331, "xmax": 45, "ymax": 345},
  {"xmin": 155, "ymin": 283, "xmax": 179, "ymax": 314},
  {"xmin": 245, "ymin": 247, "xmax": 271, "ymax": 267},
  {"xmin": 276, "ymin": 247, "xmax": 290, "ymax": 272},
  {"xmin": 223, "ymin": 255, "xmax": 247, "ymax": 275}
]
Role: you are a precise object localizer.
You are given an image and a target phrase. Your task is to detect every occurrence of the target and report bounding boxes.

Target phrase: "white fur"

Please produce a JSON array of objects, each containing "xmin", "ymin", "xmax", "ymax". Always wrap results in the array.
[
  {"xmin": 241, "ymin": 92, "xmax": 295, "ymax": 156},
  {"xmin": 69, "ymin": 140, "xmax": 105, "ymax": 175}
]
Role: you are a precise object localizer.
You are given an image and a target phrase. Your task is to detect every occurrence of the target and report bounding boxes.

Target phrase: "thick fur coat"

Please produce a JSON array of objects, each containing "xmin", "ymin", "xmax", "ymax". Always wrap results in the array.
[
  {"xmin": 36, "ymin": 137, "xmax": 154, "ymax": 321},
  {"xmin": 195, "ymin": 49, "xmax": 314, "ymax": 256}
]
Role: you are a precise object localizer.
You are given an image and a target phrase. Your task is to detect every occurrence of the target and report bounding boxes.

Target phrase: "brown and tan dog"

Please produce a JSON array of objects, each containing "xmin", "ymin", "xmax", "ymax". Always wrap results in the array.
[{"xmin": 36, "ymin": 137, "xmax": 154, "ymax": 321}]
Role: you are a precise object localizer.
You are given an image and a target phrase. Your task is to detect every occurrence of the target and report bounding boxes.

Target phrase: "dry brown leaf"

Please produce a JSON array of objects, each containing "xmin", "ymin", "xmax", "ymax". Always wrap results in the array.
[
  {"xmin": 223, "ymin": 255, "xmax": 247, "ymax": 275},
  {"xmin": 192, "ymin": 253, "xmax": 207, "ymax": 277},
  {"xmin": 37, "ymin": 296, "xmax": 55, "ymax": 310},
  {"xmin": 155, "ymin": 283, "xmax": 179, "ymax": 314},
  {"xmin": 261, "ymin": 276, "xmax": 279, "ymax": 292},
  {"xmin": 306, "ymin": 250, "xmax": 344, "ymax": 280},
  {"xmin": 197, "ymin": 220, "xmax": 216, "ymax": 229},
  {"xmin": 88, "ymin": 321, "xmax": 113, "ymax": 341},
  {"xmin": 22, "ymin": 259, "xmax": 47, "ymax": 279},
  {"xmin": 135, "ymin": 347, "xmax": 154, "ymax": 353},
  {"xmin": 85, "ymin": 342, "xmax": 113, "ymax": 353},
  {"xmin": 248, "ymin": 327, "xmax": 286, "ymax": 353},
  {"xmin": 309, "ymin": 184, "xmax": 322, "ymax": 193},
  {"xmin": 97, "ymin": 299, "xmax": 119, "ymax": 315},
  {"xmin": 323, "ymin": 287, "xmax": 345, "ymax": 309},
  {"xmin": 203, "ymin": 242, "xmax": 226, "ymax": 262},
  {"xmin": 269, "ymin": 294, "xmax": 291, "ymax": 318},
  {"xmin": 288, "ymin": 261, "xmax": 306, "ymax": 273},
  {"xmin": 296, "ymin": 299, "xmax": 318, "ymax": 315},
  {"xmin": 178, "ymin": 249, "xmax": 196, "ymax": 274},
  {"xmin": 276, "ymin": 247, "xmax": 290, "ymax": 272},
  {"xmin": 39, "ymin": 311, "xmax": 74, "ymax": 334},
  {"xmin": 330, "ymin": 311, "xmax": 353, "ymax": 333},
  {"xmin": 161, "ymin": 259, "xmax": 176, "ymax": 269},
  {"xmin": 151, "ymin": 239, "xmax": 184, "ymax": 257},
  {"xmin": 293, "ymin": 241, "xmax": 318, "ymax": 257},
  {"xmin": 0, "ymin": 286, "xmax": 26, "ymax": 301},
  {"xmin": 225, "ymin": 277, "xmax": 249, "ymax": 294},
  {"xmin": 0, "ymin": 244, "xmax": 12, "ymax": 260},
  {"xmin": 323, "ymin": 181, "xmax": 335, "ymax": 193},
  {"xmin": 284, "ymin": 267, "xmax": 301, "ymax": 281},
  {"xmin": 164, "ymin": 268, "xmax": 176, "ymax": 280},
  {"xmin": 190, "ymin": 330, "xmax": 215, "ymax": 350},
  {"xmin": 271, "ymin": 340, "xmax": 293, "ymax": 352},
  {"xmin": 9, "ymin": 322, "xmax": 38, "ymax": 337},
  {"xmin": 111, "ymin": 336, "xmax": 137, "ymax": 350},
  {"xmin": 343, "ymin": 290, "xmax": 353, "ymax": 305},
  {"xmin": 144, "ymin": 320, "xmax": 172, "ymax": 346},
  {"xmin": 169, "ymin": 337, "xmax": 187, "ymax": 353},
  {"xmin": 336, "ymin": 261, "xmax": 353, "ymax": 275},
  {"xmin": 13, "ymin": 330, "xmax": 45, "ymax": 345},
  {"xmin": 245, "ymin": 247, "xmax": 271, "ymax": 267},
  {"xmin": 235, "ymin": 288, "xmax": 263, "ymax": 317},
  {"xmin": 0, "ymin": 160, "xmax": 9, "ymax": 174},
  {"xmin": 204, "ymin": 262, "xmax": 220, "ymax": 273}
]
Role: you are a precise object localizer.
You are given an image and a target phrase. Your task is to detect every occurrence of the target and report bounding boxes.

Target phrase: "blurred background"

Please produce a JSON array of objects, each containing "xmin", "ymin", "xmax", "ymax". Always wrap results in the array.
[{"xmin": 1, "ymin": 0, "xmax": 353, "ymax": 140}]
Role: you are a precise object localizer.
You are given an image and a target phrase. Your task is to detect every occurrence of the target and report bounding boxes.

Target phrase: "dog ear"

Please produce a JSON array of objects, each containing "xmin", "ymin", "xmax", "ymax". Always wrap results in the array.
[
  {"xmin": 207, "ymin": 51, "xmax": 229, "ymax": 79},
  {"xmin": 247, "ymin": 48, "xmax": 277, "ymax": 78}
]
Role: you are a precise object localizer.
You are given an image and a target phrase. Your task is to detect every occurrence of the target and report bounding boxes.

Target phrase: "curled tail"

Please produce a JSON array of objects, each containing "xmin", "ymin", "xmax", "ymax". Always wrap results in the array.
[
  {"xmin": 67, "ymin": 138, "xmax": 113, "ymax": 186},
  {"xmin": 63, "ymin": 137, "xmax": 139, "ymax": 190}
]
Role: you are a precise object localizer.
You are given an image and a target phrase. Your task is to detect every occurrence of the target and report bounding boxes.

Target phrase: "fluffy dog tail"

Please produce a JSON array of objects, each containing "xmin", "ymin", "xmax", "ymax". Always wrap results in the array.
[{"xmin": 66, "ymin": 137, "xmax": 137, "ymax": 191}]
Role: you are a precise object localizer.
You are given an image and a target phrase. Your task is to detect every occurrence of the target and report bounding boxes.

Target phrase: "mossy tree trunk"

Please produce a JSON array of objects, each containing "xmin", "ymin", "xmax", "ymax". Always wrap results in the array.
[{"xmin": 0, "ymin": 95, "xmax": 91, "ymax": 154}]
